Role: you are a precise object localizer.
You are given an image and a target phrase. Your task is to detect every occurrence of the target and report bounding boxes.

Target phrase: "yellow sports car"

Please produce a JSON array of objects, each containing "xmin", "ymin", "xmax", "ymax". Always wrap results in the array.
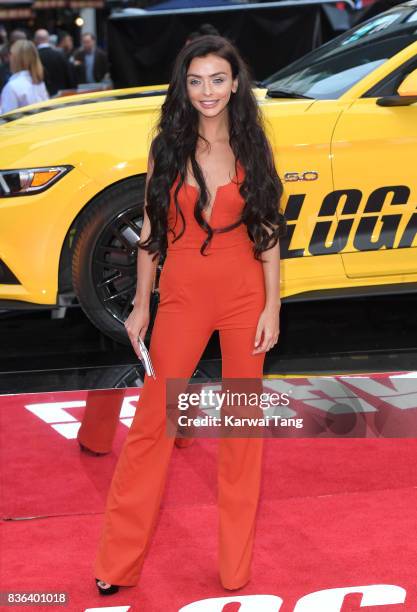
[{"xmin": 1, "ymin": 2, "xmax": 417, "ymax": 344}]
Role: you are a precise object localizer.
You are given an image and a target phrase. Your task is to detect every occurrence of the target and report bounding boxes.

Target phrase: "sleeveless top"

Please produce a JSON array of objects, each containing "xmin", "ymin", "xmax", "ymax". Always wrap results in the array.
[{"xmin": 166, "ymin": 160, "xmax": 251, "ymax": 252}]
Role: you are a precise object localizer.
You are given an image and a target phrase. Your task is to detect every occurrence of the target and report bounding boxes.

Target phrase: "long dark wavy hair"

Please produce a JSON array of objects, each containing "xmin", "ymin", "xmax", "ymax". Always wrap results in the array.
[{"xmin": 138, "ymin": 34, "xmax": 287, "ymax": 262}]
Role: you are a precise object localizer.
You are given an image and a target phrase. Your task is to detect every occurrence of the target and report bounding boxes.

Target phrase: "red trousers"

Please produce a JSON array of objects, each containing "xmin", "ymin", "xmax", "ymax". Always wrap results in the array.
[
  {"xmin": 78, "ymin": 389, "xmax": 124, "ymax": 454},
  {"xmin": 77, "ymin": 389, "xmax": 193, "ymax": 453},
  {"xmin": 93, "ymin": 241, "xmax": 266, "ymax": 589}
]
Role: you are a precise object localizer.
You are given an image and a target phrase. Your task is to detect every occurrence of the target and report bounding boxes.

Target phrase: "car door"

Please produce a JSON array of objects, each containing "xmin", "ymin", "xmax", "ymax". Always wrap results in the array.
[
  {"xmin": 331, "ymin": 64, "xmax": 417, "ymax": 278},
  {"xmin": 263, "ymin": 98, "xmax": 346, "ymax": 298},
  {"xmin": 262, "ymin": 6, "xmax": 417, "ymax": 296}
]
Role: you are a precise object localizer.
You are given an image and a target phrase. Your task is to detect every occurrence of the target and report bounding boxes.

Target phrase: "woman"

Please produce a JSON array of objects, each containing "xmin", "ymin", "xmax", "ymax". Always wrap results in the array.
[
  {"xmin": 0, "ymin": 39, "xmax": 48, "ymax": 113},
  {"xmin": 94, "ymin": 34, "xmax": 287, "ymax": 596}
]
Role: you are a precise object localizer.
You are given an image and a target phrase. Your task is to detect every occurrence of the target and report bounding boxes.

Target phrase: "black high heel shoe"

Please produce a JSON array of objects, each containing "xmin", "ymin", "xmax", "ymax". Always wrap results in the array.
[{"xmin": 95, "ymin": 577, "xmax": 120, "ymax": 595}]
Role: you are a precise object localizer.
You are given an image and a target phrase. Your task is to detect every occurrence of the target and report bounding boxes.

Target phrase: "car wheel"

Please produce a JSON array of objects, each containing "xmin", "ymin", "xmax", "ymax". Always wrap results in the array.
[{"xmin": 72, "ymin": 177, "xmax": 161, "ymax": 344}]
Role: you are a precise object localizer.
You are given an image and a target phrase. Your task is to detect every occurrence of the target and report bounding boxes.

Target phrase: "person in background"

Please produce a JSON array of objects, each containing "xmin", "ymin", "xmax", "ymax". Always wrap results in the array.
[
  {"xmin": 34, "ymin": 28, "xmax": 75, "ymax": 96},
  {"xmin": 57, "ymin": 31, "xmax": 75, "ymax": 60},
  {"xmin": 0, "ymin": 25, "xmax": 7, "ymax": 46},
  {"xmin": 0, "ymin": 43, "xmax": 9, "ymax": 91},
  {"xmin": 0, "ymin": 29, "xmax": 27, "ymax": 92},
  {"xmin": 9, "ymin": 29, "xmax": 27, "ymax": 44},
  {"xmin": 73, "ymin": 32, "xmax": 108, "ymax": 84},
  {"xmin": 0, "ymin": 39, "xmax": 49, "ymax": 114},
  {"xmin": 49, "ymin": 33, "xmax": 58, "ymax": 48},
  {"xmin": 57, "ymin": 31, "xmax": 77, "ymax": 89},
  {"xmin": 185, "ymin": 22, "xmax": 221, "ymax": 45},
  {"xmin": 0, "ymin": 24, "xmax": 7, "ymax": 91}
]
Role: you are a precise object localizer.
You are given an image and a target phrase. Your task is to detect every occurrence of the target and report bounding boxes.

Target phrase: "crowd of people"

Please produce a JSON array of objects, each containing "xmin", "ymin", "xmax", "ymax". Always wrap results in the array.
[
  {"xmin": 0, "ymin": 21, "xmax": 221, "ymax": 115},
  {"xmin": 0, "ymin": 27, "xmax": 109, "ymax": 114}
]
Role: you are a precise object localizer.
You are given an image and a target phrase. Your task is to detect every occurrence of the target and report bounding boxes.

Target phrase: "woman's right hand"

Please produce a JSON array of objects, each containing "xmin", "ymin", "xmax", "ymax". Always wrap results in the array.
[{"xmin": 124, "ymin": 302, "xmax": 150, "ymax": 360}]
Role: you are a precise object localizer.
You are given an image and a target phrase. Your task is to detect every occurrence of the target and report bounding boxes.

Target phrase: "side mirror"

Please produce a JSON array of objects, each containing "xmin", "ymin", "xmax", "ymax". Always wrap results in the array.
[
  {"xmin": 397, "ymin": 67, "xmax": 417, "ymax": 96},
  {"xmin": 376, "ymin": 67, "xmax": 417, "ymax": 107}
]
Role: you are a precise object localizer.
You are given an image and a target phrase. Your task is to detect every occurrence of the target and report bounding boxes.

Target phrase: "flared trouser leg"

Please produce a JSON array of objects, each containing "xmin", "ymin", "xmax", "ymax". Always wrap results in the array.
[
  {"xmin": 217, "ymin": 326, "xmax": 266, "ymax": 589},
  {"xmin": 93, "ymin": 307, "xmax": 214, "ymax": 586},
  {"xmin": 77, "ymin": 380, "xmax": 194, "ymax": 454},
  {"xmin": 77, "ymin": 389, "xmax": 124, "ymax": 454}
]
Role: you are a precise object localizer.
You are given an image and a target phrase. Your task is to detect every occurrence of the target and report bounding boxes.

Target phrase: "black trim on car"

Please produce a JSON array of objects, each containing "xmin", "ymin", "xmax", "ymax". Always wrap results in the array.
[
  {"xmin": 284, "ymin": 282, "xmax": 417, "ymax": 302},
  {"xmin": 0, "ymin": 260, "xmax": 21, "ymax": 285},
  {"xmin": 362, "ymin": 54, "xmax": 417, "ymax": 98}
]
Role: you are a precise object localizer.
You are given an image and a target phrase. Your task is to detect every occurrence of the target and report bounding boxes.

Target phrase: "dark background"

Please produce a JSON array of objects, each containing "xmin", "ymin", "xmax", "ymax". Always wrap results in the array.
[{"xmin": 107, "ymin": 1, "xmax": 352, "ymax": 87}]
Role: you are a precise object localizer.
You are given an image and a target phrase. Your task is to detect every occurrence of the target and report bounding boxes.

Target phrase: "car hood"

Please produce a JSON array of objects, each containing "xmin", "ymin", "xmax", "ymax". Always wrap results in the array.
[
  {"xmin": 0, "ymin": 84, "xmax": 315, "ymax": 127},
  {"xmin": 0, "ymin": 83, "xmax": 169, "ymax": 126},
  {"xmin": 0, "ymin": 85, "xmax": 316, "ymax": 169}
]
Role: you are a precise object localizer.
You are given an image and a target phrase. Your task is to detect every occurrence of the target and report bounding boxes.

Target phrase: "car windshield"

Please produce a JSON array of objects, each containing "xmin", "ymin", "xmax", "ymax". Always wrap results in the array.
[{"xmin": 262, "ymin": 5, "xmax": 417, "ymax": 99}]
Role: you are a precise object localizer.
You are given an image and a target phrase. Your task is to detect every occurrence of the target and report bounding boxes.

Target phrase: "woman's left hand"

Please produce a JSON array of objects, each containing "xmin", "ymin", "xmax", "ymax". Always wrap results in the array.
[{"xmin": 252, "ymin": 303, "xmax": 280, "ymax": 354}]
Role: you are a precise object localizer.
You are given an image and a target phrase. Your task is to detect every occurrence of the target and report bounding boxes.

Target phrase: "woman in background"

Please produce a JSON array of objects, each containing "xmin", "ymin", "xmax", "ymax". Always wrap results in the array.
[{"xmin": 1, "ymin": 39, "xmax": 48, "ymax": 114}]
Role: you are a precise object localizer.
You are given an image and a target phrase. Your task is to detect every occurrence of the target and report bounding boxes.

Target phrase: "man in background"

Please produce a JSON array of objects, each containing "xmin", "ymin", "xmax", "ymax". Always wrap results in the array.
[
  {"xmin": 57, "ymin": 31, "xmax": 75, "ymax": 60},
  {"xmin": 57, "ymin": 31, "xmax": 77, "ymax": 88},
  {"xmin": 34, "ymin": 28, "xmax": 75, "ymax": 96},
  {"xmin": 73, "ymin": 32, "xmax": 108, "ymax": 84}
]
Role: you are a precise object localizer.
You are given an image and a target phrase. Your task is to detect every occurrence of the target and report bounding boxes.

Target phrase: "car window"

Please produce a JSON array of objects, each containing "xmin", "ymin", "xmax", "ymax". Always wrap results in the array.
[
  {"xmin": 263, "ymin": 6, "xmax": 417, "ymax": 99},
  {"xmin": 362, "ymin": 52, "xmax": 417, "ymax": 97}
]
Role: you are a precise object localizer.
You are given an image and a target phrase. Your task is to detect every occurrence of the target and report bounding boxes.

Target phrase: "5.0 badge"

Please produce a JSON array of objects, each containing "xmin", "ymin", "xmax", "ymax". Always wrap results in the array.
[{"xmin": 284, "ymin": 171, "xmax": 319, "ymax": 182}]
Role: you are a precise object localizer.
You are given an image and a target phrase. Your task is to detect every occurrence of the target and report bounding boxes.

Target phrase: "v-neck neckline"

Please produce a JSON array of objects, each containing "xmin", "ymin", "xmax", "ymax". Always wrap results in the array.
[{"xmin": 185, "ymin": 160, "xmax": 242, "ymax": 225}]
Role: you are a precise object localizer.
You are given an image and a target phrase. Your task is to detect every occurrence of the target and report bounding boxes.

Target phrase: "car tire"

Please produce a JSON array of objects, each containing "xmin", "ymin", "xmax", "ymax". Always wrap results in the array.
[{"xmin": 72, "ymin": 177, "xmax": 160, "ymax": 345}]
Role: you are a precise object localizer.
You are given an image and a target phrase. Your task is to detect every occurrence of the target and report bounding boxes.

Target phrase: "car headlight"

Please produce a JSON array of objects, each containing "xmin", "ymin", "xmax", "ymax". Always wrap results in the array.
[{"xmin": 0, "ymin": 165, "xmax": 73, "ymax": 197}]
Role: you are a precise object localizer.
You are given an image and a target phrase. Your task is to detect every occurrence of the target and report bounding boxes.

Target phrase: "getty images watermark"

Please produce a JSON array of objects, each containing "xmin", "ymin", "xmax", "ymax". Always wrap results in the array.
[{"xmin": 165, "ymin": 373, "xmax": 417, "ymax": 439}]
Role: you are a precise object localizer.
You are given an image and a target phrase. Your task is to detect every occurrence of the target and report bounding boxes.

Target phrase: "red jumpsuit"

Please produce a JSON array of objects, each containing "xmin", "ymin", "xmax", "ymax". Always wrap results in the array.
[{"xmin": 93, "ymin": 160, "xmax": 267, "ymax": 590}]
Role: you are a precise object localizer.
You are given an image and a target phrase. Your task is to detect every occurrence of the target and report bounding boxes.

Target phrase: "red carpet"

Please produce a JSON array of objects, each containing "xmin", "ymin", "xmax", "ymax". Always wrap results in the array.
[{"xmin": 1, "ymin": 376, "xmax": 417, "ymax": 611}]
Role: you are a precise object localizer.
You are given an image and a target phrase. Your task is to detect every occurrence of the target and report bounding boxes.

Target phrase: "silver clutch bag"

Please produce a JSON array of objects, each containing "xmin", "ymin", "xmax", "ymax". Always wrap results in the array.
[{"xmin": 138, "ymin": 336, "xmax": 156, "ymax": 380}]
